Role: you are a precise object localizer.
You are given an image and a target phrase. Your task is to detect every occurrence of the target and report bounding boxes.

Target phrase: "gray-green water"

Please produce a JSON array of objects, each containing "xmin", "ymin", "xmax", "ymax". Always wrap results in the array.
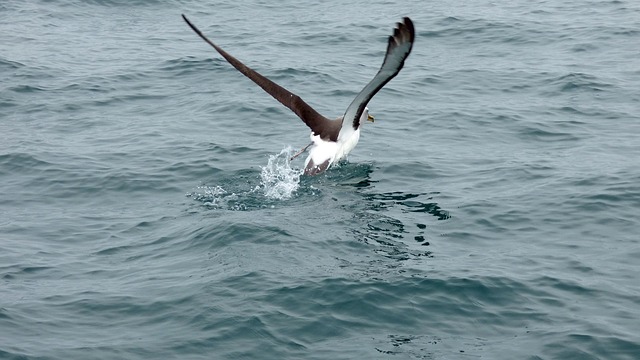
[{"xmin": 1, "ymin": 0, "xmax": 639, "ymax": 359}]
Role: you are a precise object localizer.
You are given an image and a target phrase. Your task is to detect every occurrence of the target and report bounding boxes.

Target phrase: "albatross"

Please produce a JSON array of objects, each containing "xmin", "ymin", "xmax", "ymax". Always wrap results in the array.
[{"xmin": 182, "ymin": 14, "xmax": 415, "ymax": 175}]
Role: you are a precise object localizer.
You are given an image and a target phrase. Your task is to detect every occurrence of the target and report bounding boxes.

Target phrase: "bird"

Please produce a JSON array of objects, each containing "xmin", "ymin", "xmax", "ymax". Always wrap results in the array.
[{"xmin": 182, "ymin": 14, "xmax": 415, "ymax": 175}]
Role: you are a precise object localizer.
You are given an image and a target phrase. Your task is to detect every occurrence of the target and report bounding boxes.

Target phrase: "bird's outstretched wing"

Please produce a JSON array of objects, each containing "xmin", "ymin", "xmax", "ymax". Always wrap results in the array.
[
  {"xmin": 339, "ymin": 17, "xmax": 415, "ymax": 140},
  {"xmin": 182, "ymin": 14, "xmax": 334, "ymax": 137}
]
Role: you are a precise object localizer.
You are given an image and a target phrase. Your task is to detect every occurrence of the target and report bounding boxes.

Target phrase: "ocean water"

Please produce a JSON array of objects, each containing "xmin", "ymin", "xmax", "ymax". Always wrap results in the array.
[{"xmin": 1, "ymin": 0, "xmax": 639, "ymax": 359}]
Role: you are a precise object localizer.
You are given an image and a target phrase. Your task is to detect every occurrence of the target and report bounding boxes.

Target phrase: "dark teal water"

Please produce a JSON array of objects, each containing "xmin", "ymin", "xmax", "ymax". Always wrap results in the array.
[{"xmin": 2, "ymin": 0, "xmax": 639, "ymax": 359}]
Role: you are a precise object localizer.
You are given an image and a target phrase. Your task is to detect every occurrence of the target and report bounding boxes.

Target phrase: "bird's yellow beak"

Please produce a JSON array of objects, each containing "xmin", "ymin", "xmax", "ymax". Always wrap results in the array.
[{"xmin": 367, "ymin": 113, "xmax": 375, "ymax": 123}]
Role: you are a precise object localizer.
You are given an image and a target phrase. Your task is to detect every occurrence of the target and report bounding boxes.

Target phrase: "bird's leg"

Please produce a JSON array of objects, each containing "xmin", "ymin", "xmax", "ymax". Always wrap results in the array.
[{"xmin": 290, "ymin": 142, "xmax": 313, "ymax": 161}]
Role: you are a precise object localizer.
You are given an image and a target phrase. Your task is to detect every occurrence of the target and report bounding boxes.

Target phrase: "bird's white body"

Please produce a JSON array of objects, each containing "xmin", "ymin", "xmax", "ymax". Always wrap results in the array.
[
  {"xmin": 304, "ymin": 108, "xmax": 369, "ymax": 172},
  {"xmin": 305, "ymin": 128, "xmax": 361, "ymax": 170}
]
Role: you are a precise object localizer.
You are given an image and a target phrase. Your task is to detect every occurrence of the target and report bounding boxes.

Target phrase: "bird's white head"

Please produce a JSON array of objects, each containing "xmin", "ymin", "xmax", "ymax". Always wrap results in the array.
[{"xmin": 360, "ymin": 107, "xmax": 375, "ymax": 125}]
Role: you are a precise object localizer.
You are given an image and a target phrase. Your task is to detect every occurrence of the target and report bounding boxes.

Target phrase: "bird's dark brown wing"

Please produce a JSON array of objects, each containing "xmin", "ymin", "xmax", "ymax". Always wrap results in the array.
[
  {"xmin": 340, "ymin": 17, "xmax": 415, "ymax": 137},
  {"xmin": 182, "ymin": 14, "xmax": 334, "ymax": 138}
]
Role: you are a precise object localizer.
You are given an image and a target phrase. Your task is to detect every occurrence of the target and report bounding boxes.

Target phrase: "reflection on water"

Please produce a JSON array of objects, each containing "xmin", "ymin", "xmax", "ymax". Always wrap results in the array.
[
  {"xmin": 364, "ymin": 192, "xmax": 451, "ymax": 221},
  {"xmin": 329, "ymin": 163, "xmax": 451, "ymax": 264}
]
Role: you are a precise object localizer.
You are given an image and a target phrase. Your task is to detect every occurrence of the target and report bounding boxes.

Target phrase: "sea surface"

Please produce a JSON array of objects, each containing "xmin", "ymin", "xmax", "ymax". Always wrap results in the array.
[{"xmin": 1, "ymin": 0, "xmax": 639, "ymax": 359}]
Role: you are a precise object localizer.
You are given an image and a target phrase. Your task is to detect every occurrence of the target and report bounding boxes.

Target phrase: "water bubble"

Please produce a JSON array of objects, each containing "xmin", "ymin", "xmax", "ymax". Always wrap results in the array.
[{"xmin": 188, "ymin": 185, "xmax": 229, "ymax": 208}]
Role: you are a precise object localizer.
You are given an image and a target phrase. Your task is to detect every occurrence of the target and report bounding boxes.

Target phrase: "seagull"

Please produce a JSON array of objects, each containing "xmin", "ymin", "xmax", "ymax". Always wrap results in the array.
[{"xmin": 182, "ymin": 14, "xmax": 415, "ymax": 175}]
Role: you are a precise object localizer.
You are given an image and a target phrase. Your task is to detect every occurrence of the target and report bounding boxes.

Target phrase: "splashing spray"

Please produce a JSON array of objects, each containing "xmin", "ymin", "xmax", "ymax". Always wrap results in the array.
[{"xmin": 260, "ymin": 146, "xmax": 302, "ymax": 200}]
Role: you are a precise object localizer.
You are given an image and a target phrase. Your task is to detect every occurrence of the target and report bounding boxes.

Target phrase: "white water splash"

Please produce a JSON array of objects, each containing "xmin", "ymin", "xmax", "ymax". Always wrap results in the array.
[
  {"xmin": 188, "ymin": 147, "xmax": 302, "ymax": 209},
  {"xmin": 260, "ymin": 146, "xmax": 302, "ymax": 200}
]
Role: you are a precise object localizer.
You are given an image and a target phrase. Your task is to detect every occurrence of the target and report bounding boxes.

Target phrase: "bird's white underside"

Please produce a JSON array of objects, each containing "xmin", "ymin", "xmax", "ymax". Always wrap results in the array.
[
  {"xmin": 303, "ymin": 107, "xmax": 371, "ymax": 171},
  {"xmin": 304, "ymin": 128, "xmax": 361, "ymax": 170}
]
